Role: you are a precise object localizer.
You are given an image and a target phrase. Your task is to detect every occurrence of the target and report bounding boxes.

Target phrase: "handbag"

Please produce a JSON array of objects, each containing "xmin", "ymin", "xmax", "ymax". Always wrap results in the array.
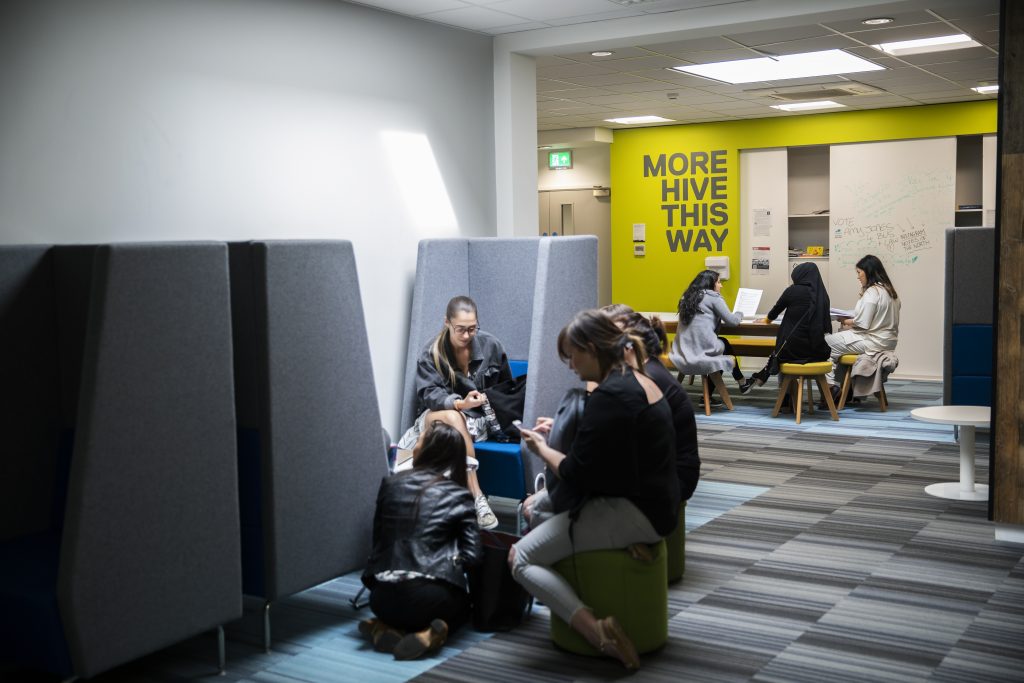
[
  {"xmin": 467, "ymin": 530, "xmax": 532, "ymax": 631},
  {"xmin": 544, "ymin": 387, "xmax": 588, "ymax": 514},
  {"xmin": 482, "ymin": 374, "xmax": 528, "ymax": 441}
]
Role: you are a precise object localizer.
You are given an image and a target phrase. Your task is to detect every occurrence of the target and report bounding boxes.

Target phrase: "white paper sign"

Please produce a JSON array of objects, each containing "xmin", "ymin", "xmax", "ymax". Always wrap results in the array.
[
  {"xmin": 753, "ymin": 208, "xmax": 772, "ymax": 237},
  {"xmin": 733, "ymin": 288, "xmax": 763, "ymax": 318},
  {"xmin": 632, "ymin": 223, "xmax": 646, "ymax": 242}
]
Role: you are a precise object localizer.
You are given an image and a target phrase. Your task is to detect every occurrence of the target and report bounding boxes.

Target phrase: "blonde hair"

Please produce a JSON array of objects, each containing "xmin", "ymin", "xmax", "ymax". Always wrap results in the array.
[{"xmin": 430, "ymin": 296, "xmax": 477, "ymax": 387}]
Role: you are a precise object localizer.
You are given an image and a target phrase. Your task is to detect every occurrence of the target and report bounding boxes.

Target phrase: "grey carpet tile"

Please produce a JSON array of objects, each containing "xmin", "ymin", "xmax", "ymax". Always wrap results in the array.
[
  {"xmin": 751, "ymin": 639, "xmax": 939, "ymax": 683},
  {"xmin": 17, "ymin": 380, "xmax": 1018, "ymax": 683}
]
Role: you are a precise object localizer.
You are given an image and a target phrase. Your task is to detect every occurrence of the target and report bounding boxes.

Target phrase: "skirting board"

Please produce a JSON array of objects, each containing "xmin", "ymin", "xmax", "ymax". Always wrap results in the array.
[{"xmin": 995, "ymin": 523, "xmax": 1024, "ymax": 544}]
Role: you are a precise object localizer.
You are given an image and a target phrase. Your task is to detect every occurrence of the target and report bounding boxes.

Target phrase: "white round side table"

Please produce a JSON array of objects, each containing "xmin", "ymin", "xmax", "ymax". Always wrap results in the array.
[{"xmin": 910, "ymin": 405, "xmax": 991, "ymax": 501}]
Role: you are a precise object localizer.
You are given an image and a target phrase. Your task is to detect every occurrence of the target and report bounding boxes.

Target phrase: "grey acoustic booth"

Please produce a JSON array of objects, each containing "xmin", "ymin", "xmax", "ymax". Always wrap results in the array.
[
  {"xmin": 0, "ymin": 243, "xmax": 242, "ymax": 680},
  {"xmin": 229, "ymin": 240, "xmax": 385, "ymax": 651}
]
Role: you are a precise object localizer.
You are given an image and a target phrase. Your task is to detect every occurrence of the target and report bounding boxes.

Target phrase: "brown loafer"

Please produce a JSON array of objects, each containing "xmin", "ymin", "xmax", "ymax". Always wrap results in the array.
[
  {"xmin": 393, "ymin": 619, "xmax": 448, "ymax": 660},
  {"xmin": 597, "ymin": 616, "xmax": 640, "ymax": 671},
  {"xmin": 358, "ymin": 618, "xmax": 403, "ymax": 653}
]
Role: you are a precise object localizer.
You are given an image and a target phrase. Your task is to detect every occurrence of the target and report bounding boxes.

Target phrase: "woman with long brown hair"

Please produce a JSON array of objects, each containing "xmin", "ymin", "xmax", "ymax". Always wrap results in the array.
[{"xmin": 511, "ymin": 309, "xmax": 680, "ymax": 671}]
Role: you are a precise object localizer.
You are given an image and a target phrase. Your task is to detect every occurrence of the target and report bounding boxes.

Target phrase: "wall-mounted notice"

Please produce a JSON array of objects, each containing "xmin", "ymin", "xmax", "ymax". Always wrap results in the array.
[
  {"xmin": 633, "ymin": 223, "xmax": 646, "ymax": 242},
  {"xmin": 751, "ymin": 246, "xmax": 770, "ymax": 277},
  {"xmin": 634, "ymin": 243, "xmax": 646, "ymax": 257},
  {"xmin": 753, "ymin": 208, "xmax": 772, "ymax": 237}
]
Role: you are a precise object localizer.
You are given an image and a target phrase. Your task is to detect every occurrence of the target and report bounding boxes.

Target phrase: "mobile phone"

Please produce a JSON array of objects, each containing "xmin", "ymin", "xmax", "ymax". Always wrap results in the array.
[{"xmin": 511, "ymin": 419, "xmax": 523, "ymax": 432}]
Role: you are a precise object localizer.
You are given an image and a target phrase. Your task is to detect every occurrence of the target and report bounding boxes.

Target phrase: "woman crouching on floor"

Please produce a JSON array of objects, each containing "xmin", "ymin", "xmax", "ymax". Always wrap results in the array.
[
  {"xmin": 360, "ymin": 416, "xmax": 482, "ymax": 660},
  {"xmin": 510, "ymin": 309, "xmax": 680, "ymax": 671}
]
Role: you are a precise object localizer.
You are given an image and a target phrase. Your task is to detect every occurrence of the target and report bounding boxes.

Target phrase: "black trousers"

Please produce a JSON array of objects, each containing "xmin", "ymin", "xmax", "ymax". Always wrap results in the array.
[
  {"xmin": 717, "ymin": 337, "xmax": 744, "ymax": 381},
  {"xmin": 370, "ymin": 578, "xmax": 471, "ymax": 633}
]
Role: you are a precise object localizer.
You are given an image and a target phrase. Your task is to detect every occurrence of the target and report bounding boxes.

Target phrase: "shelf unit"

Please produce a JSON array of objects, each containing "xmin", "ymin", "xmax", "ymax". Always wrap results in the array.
[
  {"xmin": 955, "ymin": 136, "xmax": 985, "ymax": 227},
  {"xmin": 787, "ymin": 146, "xmax": 830, "ymax": 257}
]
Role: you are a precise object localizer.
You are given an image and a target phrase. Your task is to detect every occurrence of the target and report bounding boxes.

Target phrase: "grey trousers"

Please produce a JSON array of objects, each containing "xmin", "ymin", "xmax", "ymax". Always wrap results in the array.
[{"xmin": 510, "ymin": 497, "xmax": 661, "ymax": 623}]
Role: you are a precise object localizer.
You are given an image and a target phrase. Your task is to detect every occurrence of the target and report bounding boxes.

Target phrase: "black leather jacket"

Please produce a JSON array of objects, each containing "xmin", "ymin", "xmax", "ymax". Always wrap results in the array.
[{"xmin": 362, "ymin": 469, "xmax": 482, "ymax": 592}]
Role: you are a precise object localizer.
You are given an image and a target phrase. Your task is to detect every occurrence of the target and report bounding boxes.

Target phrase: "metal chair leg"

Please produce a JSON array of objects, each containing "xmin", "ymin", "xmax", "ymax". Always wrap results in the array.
[
  {"xmin": 217, "ymin": 624, "xmax": 226, "ymax": 675},
  {"xmin": 263, "ymin": 600, "xmax": 272, "ymax": 653}
]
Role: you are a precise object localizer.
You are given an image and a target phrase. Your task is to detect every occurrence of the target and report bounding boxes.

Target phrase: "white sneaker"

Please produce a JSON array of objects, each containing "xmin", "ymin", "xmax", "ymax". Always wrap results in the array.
[{"xmin": 475, "ymin": 495, "xmax": 499, "ymax": 530}]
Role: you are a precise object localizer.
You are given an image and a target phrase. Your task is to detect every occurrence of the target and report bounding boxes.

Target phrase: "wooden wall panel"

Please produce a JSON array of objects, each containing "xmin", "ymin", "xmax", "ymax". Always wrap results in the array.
[{"xmin": 993, "ymin": 0, "xmax": 1024, "ymax": 524}]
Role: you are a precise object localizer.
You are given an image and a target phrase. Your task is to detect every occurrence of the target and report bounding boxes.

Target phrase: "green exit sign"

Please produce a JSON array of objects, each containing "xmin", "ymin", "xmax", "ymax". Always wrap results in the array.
[{"xmin": 548, "ymin": 150, "xmax": 573, "ymax": 170}]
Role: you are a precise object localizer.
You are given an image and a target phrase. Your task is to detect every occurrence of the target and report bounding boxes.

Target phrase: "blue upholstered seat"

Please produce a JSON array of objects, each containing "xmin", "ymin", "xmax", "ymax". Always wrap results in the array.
[
  {"xmin": 0, "ymin": 532, "xmax": 73, "ymax": 678},
  {"xmin": 473, "ymin": 359, "xmax": 528, "ymax": 499},
  {"xmin": 951, "ymin": 325, "xmax": 992, "ymax": 406},
  {"xmin": 509, "ymin": 359, "xmax": 528, "ymax": 378}
]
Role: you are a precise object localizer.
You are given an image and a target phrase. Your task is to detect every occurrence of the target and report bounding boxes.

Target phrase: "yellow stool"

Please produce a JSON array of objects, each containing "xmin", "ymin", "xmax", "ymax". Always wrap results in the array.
[
  {"xmin": 836, "ymin": 354, "xmax": 888, "ymax": 411},
  {"xmin": 772, "ymin": 361, "xmax": 838, "ymax": 424}
]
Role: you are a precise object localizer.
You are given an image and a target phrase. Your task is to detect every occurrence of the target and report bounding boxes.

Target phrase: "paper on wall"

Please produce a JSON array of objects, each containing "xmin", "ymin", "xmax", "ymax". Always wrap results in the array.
[{"xmin": 753, "ymin": 208, "xmax": 772, "ymax": 237}]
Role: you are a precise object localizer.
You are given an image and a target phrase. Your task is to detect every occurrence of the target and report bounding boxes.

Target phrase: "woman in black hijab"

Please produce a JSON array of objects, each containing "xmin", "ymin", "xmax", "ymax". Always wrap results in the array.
[{"xmin": 740, "ymin": 262, "xmax": 832, "ymax": 393}]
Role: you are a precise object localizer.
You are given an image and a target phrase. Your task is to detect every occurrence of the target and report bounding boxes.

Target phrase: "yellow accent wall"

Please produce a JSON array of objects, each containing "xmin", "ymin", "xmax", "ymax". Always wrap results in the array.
[{"xmin": 610, "ymin": 101, "xmax": 997, "ymax": 312}]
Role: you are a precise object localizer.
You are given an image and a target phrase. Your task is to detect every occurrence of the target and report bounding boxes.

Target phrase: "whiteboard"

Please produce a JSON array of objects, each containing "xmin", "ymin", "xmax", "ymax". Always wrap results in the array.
[{"xmin": 829, "ymin": 138, "xmax": 956, "ymax": 379}]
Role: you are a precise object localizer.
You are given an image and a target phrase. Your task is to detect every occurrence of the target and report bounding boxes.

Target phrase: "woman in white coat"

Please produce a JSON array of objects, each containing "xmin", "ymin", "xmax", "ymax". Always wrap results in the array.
[{"xmin": 824, "ymin": 254, "xmax": 900, "ymax": 401}]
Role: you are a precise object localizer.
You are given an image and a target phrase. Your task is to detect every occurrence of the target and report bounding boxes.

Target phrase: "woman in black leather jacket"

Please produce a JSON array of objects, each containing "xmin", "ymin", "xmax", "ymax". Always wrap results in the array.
[{"xmin": 360, "ymin": 418, "xmax": 483, "ymax": 660}]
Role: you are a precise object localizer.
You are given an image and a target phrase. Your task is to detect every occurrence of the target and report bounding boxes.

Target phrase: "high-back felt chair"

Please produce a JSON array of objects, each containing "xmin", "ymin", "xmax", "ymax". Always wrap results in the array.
[
  {"xmin": 230, "ymin": 240, "xmax": 386, "ymax": 651},
  {"xmin": 400, "ymin": 236, "xmax": 597, "ymax": 499},
  {"xmin": 0, "ymin": 243, "xmax": 242, "ymax": 680}
]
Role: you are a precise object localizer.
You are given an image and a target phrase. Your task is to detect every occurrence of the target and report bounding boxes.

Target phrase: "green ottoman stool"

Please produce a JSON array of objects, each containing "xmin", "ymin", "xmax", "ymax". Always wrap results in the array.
[
  {"xmin": 665, "ymin": 502, "xmax": 686, "ymax": 583},
  {"xmin": 550, "ymin": 539, "xmax": 668, "ymax": 656}
]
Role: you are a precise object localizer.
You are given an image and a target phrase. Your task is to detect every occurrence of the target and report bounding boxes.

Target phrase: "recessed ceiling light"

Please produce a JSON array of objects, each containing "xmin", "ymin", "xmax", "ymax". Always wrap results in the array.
[
  {"xmin": 538, "ymin": 145, "xmax": 553, "ymax": 149},
  {"xmin": 670, "ymin": 49, "xmax": 883, "ymax": 85},
  {"xmin": 972, "ymin": 84, "xmax": 999, "ymax": 94},
  {"xmin": 871, "ymin": 34, "xmax": 981, "ymax": 56},
  {"xmin": 591, "ymin": 50, "xmax": 614, "ymax": 57},
  {"xmin": 770, "ymin": 100, "xmax": 846, "ymax": 112},
  {"xmin": 861, "ymin": 17, "xmax": 894, "ymax": 25},
  {"xmin": 604, "ymin": 115, "xmax": 674, "ymax": 125}
]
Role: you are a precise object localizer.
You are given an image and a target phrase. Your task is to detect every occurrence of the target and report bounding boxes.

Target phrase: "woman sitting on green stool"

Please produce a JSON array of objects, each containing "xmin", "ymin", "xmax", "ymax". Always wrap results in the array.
[{"xmin": 512, "ymin": 309, "xmax": 680, "ymax": 671}]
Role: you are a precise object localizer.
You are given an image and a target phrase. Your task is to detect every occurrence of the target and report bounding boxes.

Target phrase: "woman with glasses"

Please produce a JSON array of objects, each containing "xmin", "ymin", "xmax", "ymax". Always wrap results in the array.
[{"xmin": 399, "ymin": 295, "xmax": 513, "ymax": 529}]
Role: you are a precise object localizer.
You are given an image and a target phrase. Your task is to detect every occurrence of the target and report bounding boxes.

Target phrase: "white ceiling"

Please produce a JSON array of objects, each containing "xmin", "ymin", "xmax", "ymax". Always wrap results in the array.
[{"xmin": 348, "ymin": 0, "xmax": 1000, "ymax": 130}]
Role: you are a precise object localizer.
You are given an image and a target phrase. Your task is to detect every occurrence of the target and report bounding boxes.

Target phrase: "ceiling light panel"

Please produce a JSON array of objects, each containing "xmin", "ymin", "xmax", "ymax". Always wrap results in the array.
[
  {"xmin": 671, "ymin": 49, "xmax": 883, "ymax": 84},
  {"xmin": 604, "ymin": 115, "xmax": 674, "ymax": 124},
  {"xmin": 871, "ymin": 34, "xmax": 981, "ymax": 56},
  {"xmin": 770, "ymin": 100, "xmax": 846, "ymax": 111}
]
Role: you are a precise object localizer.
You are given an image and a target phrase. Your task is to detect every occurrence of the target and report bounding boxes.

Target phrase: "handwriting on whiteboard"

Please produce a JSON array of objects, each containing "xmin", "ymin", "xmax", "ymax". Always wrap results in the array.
[{"xmin": 831, "ymin": 216, "xmax": 932, "ymax": 266}]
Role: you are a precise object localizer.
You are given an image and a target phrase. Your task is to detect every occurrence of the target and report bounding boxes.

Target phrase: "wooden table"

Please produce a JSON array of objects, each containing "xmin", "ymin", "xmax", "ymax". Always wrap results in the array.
[
  {"xmin": 910, "ymin": 405, "xmax": 990, "ymax": 501},
  {"xmin": 646, "ymin": 313, "xmax": 779, "ymax": 357}
]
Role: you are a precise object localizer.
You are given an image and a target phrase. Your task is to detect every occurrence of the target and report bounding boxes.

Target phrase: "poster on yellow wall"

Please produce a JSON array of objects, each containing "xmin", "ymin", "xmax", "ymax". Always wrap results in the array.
[
  {"xmin": 610, "ymin": 101, "xmax": 996, "ymax": 315},
  {"xmin": 611, "ymin": 128, "xmax": 742, "ymax": 313}
]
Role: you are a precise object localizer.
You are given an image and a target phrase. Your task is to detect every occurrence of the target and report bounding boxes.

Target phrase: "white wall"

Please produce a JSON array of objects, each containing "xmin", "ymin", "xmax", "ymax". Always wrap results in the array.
[
  {"xmin": 537, "ymin": 145, "xmax": 610, "ymax": 191},
  {"xmin": 0, "ymin": 0, "xmax": 495, "ymax": 436}
]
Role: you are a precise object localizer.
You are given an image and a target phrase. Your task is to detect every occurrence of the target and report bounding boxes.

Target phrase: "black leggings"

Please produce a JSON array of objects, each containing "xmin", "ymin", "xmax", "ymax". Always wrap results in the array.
[
  {"xmin": 717, "ymin": 338, "xmax": 744, "ymax": 381},
  {"xmin": 370, "ymin": 578, "xmax": 471, "ymax": 633}
]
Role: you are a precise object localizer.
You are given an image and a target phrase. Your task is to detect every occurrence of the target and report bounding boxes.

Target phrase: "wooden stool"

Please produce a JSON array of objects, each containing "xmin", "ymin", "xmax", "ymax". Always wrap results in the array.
[
  {"xmin": 772, "ymin": 361, "xmax": 838, "ymax": 424},
  {"xmin": 699, "ymin": 372, "xmax": 734, "ymax": 416},
  {"xmin": 836, "ymin": 354, "xmax": 888, "ymax": 411}
]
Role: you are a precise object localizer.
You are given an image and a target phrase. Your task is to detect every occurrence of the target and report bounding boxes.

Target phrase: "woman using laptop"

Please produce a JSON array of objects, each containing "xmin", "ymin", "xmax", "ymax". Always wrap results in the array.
[{"xmin": 669, "ymin": 269, "xmax": 747, "ymax": 397}]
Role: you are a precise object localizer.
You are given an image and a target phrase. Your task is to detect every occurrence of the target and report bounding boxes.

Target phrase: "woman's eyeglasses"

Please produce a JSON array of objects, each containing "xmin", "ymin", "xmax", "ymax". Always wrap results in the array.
[{"xmin": 450, "ymin": 324, "xmax": 478, "ymax": 336}]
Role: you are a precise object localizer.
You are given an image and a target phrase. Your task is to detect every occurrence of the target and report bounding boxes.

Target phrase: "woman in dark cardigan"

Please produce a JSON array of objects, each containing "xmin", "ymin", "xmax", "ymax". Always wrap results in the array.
[{"xmin": 740, "ymin": 261, "xmax": 832, "ymax": 393}]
